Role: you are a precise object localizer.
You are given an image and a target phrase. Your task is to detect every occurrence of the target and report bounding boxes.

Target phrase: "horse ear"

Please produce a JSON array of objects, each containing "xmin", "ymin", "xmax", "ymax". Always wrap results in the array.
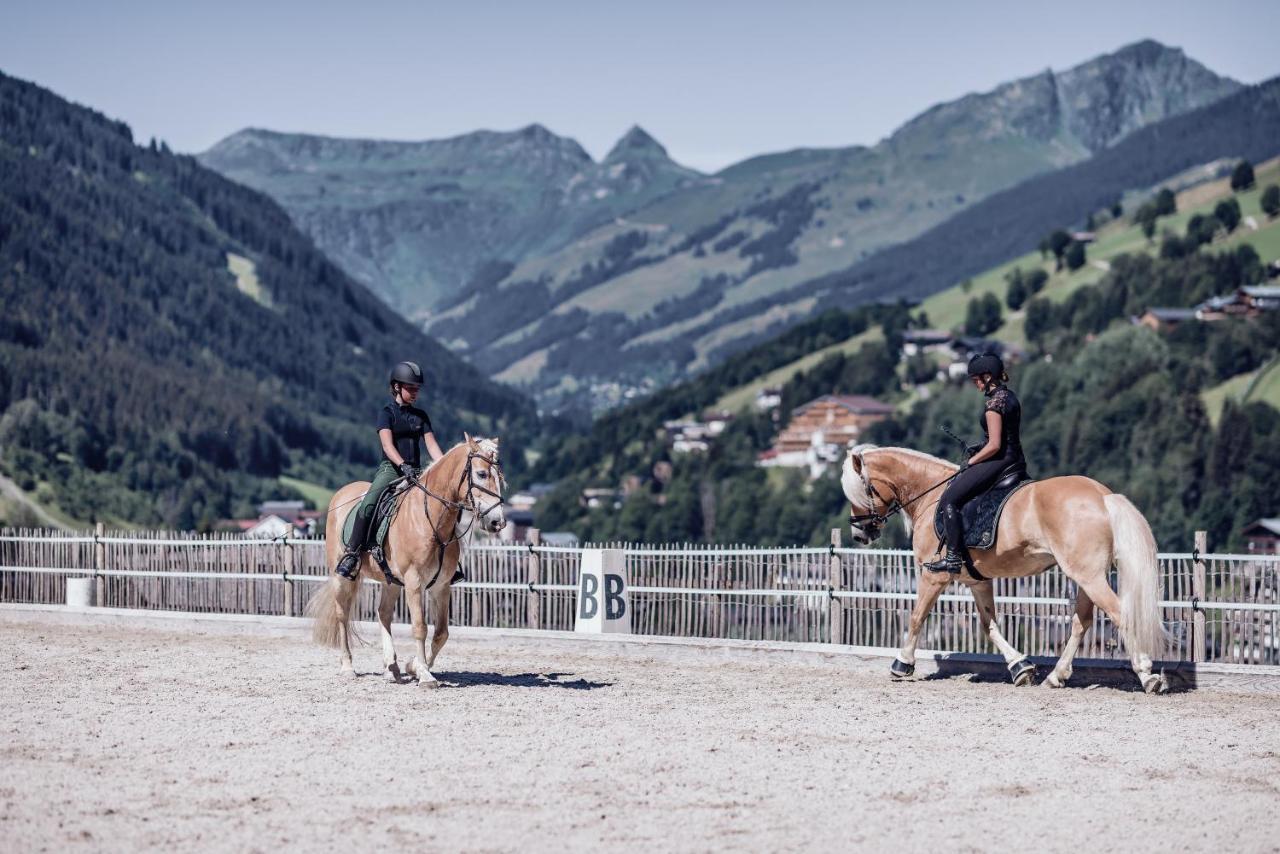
[
  {"xmin": 847, "ymin": 449, "xmax": 862, "ymax": 473},
  {"xmin": 491, "ymin": 437, "xmax": 500, "ymax": 446},
  {"xmin": 463, "ymin": 431, "xmax": 473, "ymax": 447}
]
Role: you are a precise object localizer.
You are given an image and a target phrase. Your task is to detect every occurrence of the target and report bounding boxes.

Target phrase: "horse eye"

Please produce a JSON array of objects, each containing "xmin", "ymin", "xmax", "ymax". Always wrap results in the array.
[{"xmin": 477, "ymin": 471, "xmax": 487, "ymax": 479}]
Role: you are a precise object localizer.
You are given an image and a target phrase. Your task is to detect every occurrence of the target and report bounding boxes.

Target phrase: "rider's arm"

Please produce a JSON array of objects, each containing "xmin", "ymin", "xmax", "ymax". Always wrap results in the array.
[
  {"xmin": 423, "ymin": 431, "xmax": 444, "ymax": 464},
  {"xmin": 379, "ymin": 428, "xmax": 406, "ymax": 467},
  {"xmin": 968, "ymin": 411, "xmax": 1003, "ymax": 465}
]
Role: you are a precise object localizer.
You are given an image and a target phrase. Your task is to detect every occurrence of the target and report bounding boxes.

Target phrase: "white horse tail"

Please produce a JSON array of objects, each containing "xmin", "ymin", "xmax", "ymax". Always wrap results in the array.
[
  {"xmin": 1105, "ymin": 493, "xmax": 1167, "ymax": 664},
  {"xmin": 307, "ymin": 576, "xmax": 355, "ymax": 649}
]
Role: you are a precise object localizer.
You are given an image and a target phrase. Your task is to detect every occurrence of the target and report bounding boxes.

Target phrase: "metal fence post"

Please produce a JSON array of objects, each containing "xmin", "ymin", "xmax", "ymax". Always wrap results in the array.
[
  {"xmin": 93, "ymin": 522, "xmax": 105, "ymax": 607},
  {"xmin": 829, "ymin": 528, "xmax": 843, "ymax": 645},
  {"xmin": 526, "ymin": 529, "xmax": 541, "ymax": 630},
  {"xmin": 1193, "ymin": 530, "xmax": 1207, "ymax": 663}
]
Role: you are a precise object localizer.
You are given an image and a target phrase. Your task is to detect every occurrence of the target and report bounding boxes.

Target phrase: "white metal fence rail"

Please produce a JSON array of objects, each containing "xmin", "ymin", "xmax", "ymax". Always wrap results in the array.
[{"xmin": 2, "ymin": 528, "xmax": 1277, "ymax": 665}]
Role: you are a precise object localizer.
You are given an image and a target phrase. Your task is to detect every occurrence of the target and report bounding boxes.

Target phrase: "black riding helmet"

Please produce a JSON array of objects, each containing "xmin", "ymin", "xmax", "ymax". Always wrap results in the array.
[
  {"xmin": 967, "ymin": 352, "xmax": 1004, "ymax": 379},
  {"xmin": 390, "ymin": 361, "xmax": 424, "ymax": 387}
]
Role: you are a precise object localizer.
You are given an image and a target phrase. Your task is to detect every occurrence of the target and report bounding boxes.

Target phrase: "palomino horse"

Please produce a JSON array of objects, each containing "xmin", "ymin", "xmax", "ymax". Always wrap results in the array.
[
  {"xmin": 841, "ymin": 445, "xmax": 1168, "ymax": 693},
  {"xmin": 308, "ymin": 435, "xmax": 507, "ymax": 686}
]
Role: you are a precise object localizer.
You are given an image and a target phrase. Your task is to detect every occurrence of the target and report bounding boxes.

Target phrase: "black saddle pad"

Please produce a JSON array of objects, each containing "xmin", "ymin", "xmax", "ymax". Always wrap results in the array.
[{"xmin": 934, "ymin": 477, "xmax": 1034, "ymax": 550}]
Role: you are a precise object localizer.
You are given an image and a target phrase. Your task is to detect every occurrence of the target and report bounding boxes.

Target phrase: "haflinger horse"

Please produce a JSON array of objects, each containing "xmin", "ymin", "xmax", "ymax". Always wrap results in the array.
[
  {"xmin": 841, "ymin": 444, "xmax": 1169, "ymax": 693},
  {"xmin": 308, "ymin": 435, "xmax": 506, "ymax": 687}
]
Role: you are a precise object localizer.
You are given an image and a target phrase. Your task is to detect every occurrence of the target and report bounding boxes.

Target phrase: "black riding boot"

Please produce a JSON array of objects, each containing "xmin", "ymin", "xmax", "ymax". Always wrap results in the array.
[
  {"xmin": 923, "ymin": 504, "xmax": 964, "ymax": 573},
  {"xmin": 335, "ymin": 512, "xmax": 372, "ymax": 580}
]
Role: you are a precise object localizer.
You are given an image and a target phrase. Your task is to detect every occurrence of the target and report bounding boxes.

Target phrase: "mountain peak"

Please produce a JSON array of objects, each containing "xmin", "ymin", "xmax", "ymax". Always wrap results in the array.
[{"xmin": 605, "ymin": 125, "xmax": 669, "ymax": 162}]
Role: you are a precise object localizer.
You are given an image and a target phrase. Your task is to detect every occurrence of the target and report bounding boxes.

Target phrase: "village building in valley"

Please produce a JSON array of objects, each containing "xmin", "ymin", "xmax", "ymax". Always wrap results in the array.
[{"xmin": 759, "ymin": 394, "xmax": 895, "ymax": 478}]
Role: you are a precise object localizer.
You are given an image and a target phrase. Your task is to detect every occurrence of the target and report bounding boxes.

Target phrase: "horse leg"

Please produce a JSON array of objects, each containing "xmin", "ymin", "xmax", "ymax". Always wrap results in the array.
[
  {"xmin": 967, "ymin": 579, "xmax": 1034, "ymax": 686},
  {"xmin": 1045, "ymin": 589, "xmax": 1095, "ymax": 688},
  {"xmin": 334, "ymin": 578, "xmax": 358, "ymax": 677},
  {"xmin": 893, "ymin": 570, "xmax": 949, "ymax": 678},
  {"xmin": 426, "ymin": 586, "xmax": 451, "ymax": 671},
  {"xmin": 1075, "ymin": 574, "xmax": 1165, "ymax": 694},
  {"xmin": 403, "ymin": 586, "xmax": 438, "ymax": 688},
  {"xmin": 377, "ymin": 582, "xmax": 403, "ymax": 683}
]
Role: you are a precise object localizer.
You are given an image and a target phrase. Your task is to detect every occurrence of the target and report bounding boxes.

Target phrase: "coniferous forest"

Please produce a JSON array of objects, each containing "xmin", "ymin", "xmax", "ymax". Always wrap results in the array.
[{"xmin": 0, "ymin": 72, "xmax": 537, "ymax": 529}]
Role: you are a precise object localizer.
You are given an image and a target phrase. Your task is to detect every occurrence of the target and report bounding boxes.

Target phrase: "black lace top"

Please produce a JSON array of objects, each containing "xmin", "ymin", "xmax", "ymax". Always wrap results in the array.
[{"xmin": 980, "ymin": 385, "xmax": 1024, "ymax": 465}]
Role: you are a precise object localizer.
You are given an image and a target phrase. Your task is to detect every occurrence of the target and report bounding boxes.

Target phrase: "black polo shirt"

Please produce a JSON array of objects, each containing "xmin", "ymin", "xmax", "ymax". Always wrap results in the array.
[{"xmin": 377, "ymin": 402, "xmax": 432, "ymax": 468}]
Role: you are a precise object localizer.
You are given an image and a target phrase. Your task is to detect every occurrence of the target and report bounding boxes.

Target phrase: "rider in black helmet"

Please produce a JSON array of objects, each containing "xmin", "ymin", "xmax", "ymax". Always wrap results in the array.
[
  {"xmin": 923, "ymin": 351, "xmax": 1026, "ymax": 574},
  {"xmin": 334, "ymin": 361, "xmax": 445, "ymax": 579}
]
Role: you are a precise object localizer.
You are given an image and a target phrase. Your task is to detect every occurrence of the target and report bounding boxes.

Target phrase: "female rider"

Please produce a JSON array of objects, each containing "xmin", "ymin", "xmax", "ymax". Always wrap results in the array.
[
  {"xmin": 923, "ymin": 352, "xmax": 1025, "ymax": 573},
  {"xmin": 335, "ymin": 361, "xmax": 445, "ymax": 579}
]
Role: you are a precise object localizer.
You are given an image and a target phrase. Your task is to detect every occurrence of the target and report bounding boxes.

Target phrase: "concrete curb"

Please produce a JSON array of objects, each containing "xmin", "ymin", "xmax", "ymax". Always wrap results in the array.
[{"xmin": 3, "ymin": 603, "xmax": 1278, "ymax": 694}]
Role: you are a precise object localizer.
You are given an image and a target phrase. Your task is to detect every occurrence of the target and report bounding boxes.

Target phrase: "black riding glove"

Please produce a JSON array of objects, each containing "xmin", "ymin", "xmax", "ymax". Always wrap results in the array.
[
  {"xmin": 965, "ymin": 443, "xmax": 983, "ymax": 457},
  {"xmin": 398, "ymin": 463, "xmax": 416, "ymax": 480}
]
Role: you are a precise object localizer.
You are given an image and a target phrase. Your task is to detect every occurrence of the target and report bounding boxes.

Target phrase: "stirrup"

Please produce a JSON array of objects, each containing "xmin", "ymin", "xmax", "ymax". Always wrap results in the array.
[
  {"xmin": 923, "ymin": 550, "xmax": 963, "ymax": 574},
  {"xmin": 335, "ymin": 549, "xmax": 362, "ymax": 580},
  {"xmin": 370, "ymin": 546, "xmax": 404, "ymax": 587}
]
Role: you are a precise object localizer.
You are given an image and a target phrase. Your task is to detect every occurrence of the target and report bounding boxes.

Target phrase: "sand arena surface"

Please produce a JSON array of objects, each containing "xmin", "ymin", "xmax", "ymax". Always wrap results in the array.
[{"xmin": 1, "ymin": 611, "xmax": 1278, "ymax": 852}]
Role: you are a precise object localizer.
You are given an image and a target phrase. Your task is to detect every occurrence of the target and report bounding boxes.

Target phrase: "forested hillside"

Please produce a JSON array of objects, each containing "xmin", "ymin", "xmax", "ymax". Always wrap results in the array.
[
  {"xmin": 0, "ymin": 71, "xmax": 536, "ymax": 529},
  {"xmin": 530, "ymin": 235, "xmax": 1279, "ymax": 552}
]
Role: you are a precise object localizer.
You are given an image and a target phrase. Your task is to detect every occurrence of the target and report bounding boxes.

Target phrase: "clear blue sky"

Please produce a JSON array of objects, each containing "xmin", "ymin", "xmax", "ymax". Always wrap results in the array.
[{"xmin": 3, "ymin": 0, "xmax": 1278, "ymax": 172}]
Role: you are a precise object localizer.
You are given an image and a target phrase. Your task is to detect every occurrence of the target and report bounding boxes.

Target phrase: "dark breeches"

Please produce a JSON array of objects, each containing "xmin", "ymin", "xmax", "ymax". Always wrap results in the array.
[{"xmin": 937, "ymin": 459, "xmax": 1009, "ymax": 551}]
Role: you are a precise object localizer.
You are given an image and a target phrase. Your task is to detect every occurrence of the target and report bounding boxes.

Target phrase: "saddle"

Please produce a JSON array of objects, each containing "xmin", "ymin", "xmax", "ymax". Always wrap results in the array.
[
  {"xmin": 933, "ymin": 463, "xmax": 1033, "ymax": 550},
  {"xmin": 342, "ymin": 479, "xmax": 412, "ymax": 552}
]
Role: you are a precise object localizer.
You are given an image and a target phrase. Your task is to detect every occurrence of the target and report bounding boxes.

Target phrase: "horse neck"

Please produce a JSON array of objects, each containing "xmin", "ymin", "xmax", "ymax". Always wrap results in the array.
[
  {"xmin": 871, "ymin": 448, "xmax": 954, "ymax": 520},
  {"xmin": 423, "ymin": 445, "xmax": 468, "ymax": 502}
]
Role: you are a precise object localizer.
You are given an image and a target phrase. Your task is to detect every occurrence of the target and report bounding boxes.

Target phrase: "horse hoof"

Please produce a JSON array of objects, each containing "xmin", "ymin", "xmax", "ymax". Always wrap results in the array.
[
  {"xmin": 418, "ymin": 676, "xmax": 440, "ymax": 689},
  {"xmin": 384, "ymin": 665, "xmax": 402, "ymax": 684},
  {"xmin": 889, "ymin": 659, "xmax": 915, "ymax": 679},
  {"xmin": 1142, "ymin": 674, "xmax": 1169, "ymax": 695},
  {"xmin": 1008, "ymin": 658, "xmax": 1035, "ymax": 687},
  {"xmin": 1044, "ymin": 671, "xmax": 1067, "ymax": 689},
  {"xmin": 339, "ymin": 667, "xmax": 357, "ymax": 681}
]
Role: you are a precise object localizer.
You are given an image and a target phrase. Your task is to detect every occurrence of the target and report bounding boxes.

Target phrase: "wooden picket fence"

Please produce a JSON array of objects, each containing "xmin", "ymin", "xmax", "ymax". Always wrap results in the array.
[{"xmin": 2, "ymin": 527, "xmax": 1277, "ymax": 665}]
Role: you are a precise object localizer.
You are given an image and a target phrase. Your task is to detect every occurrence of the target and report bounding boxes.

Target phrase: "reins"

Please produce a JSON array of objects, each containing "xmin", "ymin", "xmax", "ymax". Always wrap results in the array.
[{"xmin": 399, "ymin": 447, "xmax": 507, "ymax": 589}]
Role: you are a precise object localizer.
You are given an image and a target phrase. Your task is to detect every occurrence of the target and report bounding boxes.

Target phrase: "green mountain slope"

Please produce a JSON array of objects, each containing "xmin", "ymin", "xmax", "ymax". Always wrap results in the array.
[
  {"xmin": 199, "ymin": 123, "xmax": 706, "ymax": 313},
  {"xmin": 0, "ymin": 71, "xmax": 536, "ymax": 529},
  {"xmin": 431, "ymin": 40, "xmax": 1241, "ymax": 408},
  {"xmin": 199, "ymin": 41, "xmax": 1240, "ymax": 413}
]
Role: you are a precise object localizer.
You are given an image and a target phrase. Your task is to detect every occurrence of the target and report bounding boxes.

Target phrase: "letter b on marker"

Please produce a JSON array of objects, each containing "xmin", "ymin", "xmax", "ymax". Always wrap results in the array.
[
  {"xmin": 579, "ymin": 573, "xmax": 599, "ymax": 620},
  {"xmin": 575, "ymin": 549, "xmax": 630, "ymax": 634}
]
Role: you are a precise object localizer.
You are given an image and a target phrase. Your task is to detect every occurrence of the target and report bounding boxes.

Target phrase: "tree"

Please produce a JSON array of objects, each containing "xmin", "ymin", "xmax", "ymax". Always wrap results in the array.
[
  {"xmin": 1047, "ymin": 229, "xmax": 1072, "ymax": 270},
  {"xmin": 1261, "ymin": 184, "xmax": 1280, "ymax": 219},
  {"xmin": 1155, "ymin": 188, "xmax": 1177, "ymax": 216},
  {"xmin": 964, "ymin": 293, "xmax": 1003, "ymax": 337},
  {"xmin": 1065, "ymin": 240, "xmax": 1086, "ymax": 271},
  {"xmin": 904, "ymin": 353, "xmax": 937, "ymax": 385},
  {"xmin": 1024, "ymin": 298, "xmax": 1055, "ymax": 345},
  {"xmin": 1214, "ymin": 198, "xmax": 1242, "ymax": 234},
  {"xmin": 1111, "ymin": 200, "xmax": 1123, "ymax": 218},
  {"xmin": 1025, "ymin": 269, "xmax": 1049, "ymax": 295},
  {"xmin": 1230, "ymin": 160, "xmax": 1255, "ymax": 192},
  {"xmin": 1186, "ymin": 213, "xmax": 1219, "ymax": 247},
  {"xmin": 960, "ymin": 278, "xmax": 973, "ymax": 294},
  {"xmin": 1005, "ymin": 272, "xmax": 1028, "ymax": 310}
]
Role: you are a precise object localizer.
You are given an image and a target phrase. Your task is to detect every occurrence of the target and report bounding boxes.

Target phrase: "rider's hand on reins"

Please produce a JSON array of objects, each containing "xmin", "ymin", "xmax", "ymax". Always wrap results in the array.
[{"xmin": 398, "ymin": 462, "xmax": 415, "ymax": 480}]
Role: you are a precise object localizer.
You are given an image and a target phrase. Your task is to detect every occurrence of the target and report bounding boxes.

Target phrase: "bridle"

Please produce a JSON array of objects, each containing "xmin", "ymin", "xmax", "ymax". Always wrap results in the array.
[
  {"xmin": 401, "ymin": 447, "xmax": 507, "ymax": 588},
  {"xmin": 847, "ymin": 450, "xmax": 958, "ymax": 542}
]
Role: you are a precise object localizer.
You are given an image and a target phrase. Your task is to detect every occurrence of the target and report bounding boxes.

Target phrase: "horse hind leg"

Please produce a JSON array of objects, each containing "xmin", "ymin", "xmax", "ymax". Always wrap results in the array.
[
  {"xmin": 1075, "ymin": 574, "xmax": 1166, "ymax": 694},
  {"xmin": 968, "ymin": 579, "xmax": 1034, "ymax": 686},
  {"xmin": 1045, "ymin": 589, "xmax": 1094, "ymax": 688},
  {"xmin": 377, "ymin": 582, "xmax": 403, "ymax": 683}
]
